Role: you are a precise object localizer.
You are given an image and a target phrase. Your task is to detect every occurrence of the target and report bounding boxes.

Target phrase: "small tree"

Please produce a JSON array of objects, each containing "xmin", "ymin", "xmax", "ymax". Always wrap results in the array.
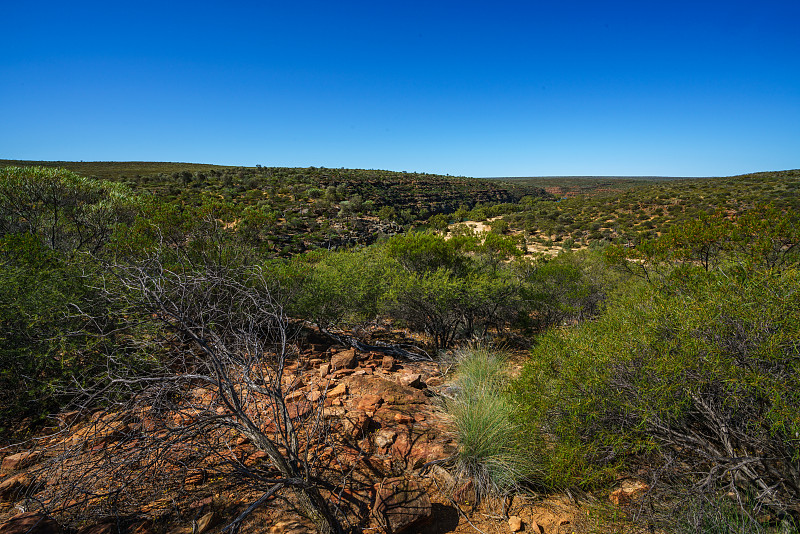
[{"xmin": 30, "ymin": 252, "xmax": 344, "ymax": 533}]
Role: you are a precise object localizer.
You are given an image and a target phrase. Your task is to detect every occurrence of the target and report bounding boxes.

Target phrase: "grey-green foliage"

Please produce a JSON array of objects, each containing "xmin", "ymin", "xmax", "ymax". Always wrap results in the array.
[
  {"xmin": 513, "ymin": 211, "xmax": 800, "ymax": 522},
  {"xmin": 0, "ymin": 166, "xmax": 139, "ymax": 255},
  {"xmin": 446, "ymin": 346, "xmax": 536, "ymax": 502},
  {"xmin": 0, "ymin": 167, "xmax": 140, "ymax": 426}
]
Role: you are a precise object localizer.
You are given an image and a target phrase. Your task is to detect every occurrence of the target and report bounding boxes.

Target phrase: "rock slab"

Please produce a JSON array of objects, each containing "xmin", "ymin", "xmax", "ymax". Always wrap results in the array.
[
  {"xmin": 0, "ymin": 513, "xmax": 63, "ymax": 534},
  {"xmin": 372, "ymin": 477, "xmax": 432, "ymax": 534}
]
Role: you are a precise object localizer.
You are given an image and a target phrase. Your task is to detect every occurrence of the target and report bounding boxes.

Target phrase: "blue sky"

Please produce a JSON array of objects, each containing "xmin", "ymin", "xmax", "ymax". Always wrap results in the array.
[{"xmin": 2, "ymin": 1, "xmax": 798, "ymax": 177}]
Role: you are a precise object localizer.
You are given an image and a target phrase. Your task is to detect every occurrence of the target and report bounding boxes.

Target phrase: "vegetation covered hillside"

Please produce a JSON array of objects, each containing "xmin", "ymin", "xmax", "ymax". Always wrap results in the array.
[
  {"xmin": 0, "ymin": 163, "xmax": 798, "ymax": 533},
  {"xmin": 0, "ymin": 160, "xmax": 544, "ymax": 257},
  {"xmin": 441, "ymin": 170, "xmax": 800, "ymax": 253}
]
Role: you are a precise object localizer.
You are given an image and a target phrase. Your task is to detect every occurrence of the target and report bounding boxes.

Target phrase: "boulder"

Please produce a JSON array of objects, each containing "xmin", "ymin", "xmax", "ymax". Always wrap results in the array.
[
  {"xmin": 609, "ymin": 478, "xmax": 649, "ymax": 506},
  {"xmin": 327, "ymin": 383, "xmax": 348, "ymax": 399},
  {"xmin": 0, "ymin": 472, "xmax": 32, "ymax": 502},
  {"xmin": 195, "ymin": 511, "xmax": 217, "ymax": 534},
  {"xmin": 425, "ymin": 376, "xmax": 444, "ymax": 387},
  {"xmin": 0, "ymin": 513, "xmax": 62, "ymax": 534},
  {"xmin": 356, "ymin": 394, "xmax": 383, "ymax": 414},
  {"xmin": 331, "ymin": 349, "xmax": 358, "ymax": 370},
  {"xmin": 76, "ymin": 522, "xmax": 115, "ymax": 534},
  {"xmin": 374, "ymin": 429, "xmax": 397, "ymax": 451},
  {"xmin": 398, "ymin": 373, "xmax": 424, "ymax": 389},
  {"xmin": 2, "ymin": 451, "xmax": 41, "ymax": 472},
  {"xmin": 343, "ymin": 411, "xmax": 372, "ymax": 434},
  {"xmin": 342, "ymin": 375, "xmax": 426, "ymax": 406},
  {"xmin": 372, "ymin": 477, "xmax": 432, "ymax": 534}
]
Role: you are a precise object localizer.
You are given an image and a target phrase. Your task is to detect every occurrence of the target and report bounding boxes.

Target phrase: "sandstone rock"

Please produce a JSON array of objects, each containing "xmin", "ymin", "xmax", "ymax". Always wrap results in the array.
[
  {"xmin": 398, "ymin": 373, "xmax": 424, "ymax": 389},
  {"xmin": 0, "ymin": 513, "xmax": 62, "ymax": 534},
  {"xmin": 331, "ymin": 349, "xmax": 358, "ymax": 370},
  {"xmin": 1, "ymin": 451, "xmax": 41, "ymax": 472},
  {"xmin": 343, "ymin": 411, "xmax": 372, "ymax": 434},
  {"xmin": 609, "ymin": 478, "xmax": 649, "ymax": 506},
  {"xmin": 394, "ymin": 412, "xmax": 413, "ymax": 424},
  {"xmin": 327, "ymin": 383, "xmax": 348, "ymax": 399},
  {"xmin": 331, "ymin": 368, "xmax": 356, "ymax": 378},
  {"xmin": 286, "ymin": 402, "xmax": 312, "ymax": 420},
  {"xmin": 356, "ymin": 394, "xmax": 383, "ymax": 414},
  {"xmin": 0, "ymin": 473, "xmax": 32, "ymax": 502},
  {"xmin": 76, "ymin": 521, "xmax": 115, "ymax": 534},
  {"xmin": 184, "ymin": 469, "xmax": 207, "ymax": 486},
  {"xmin": 342, "ymin": 375, "xmax": 426, "ymax": 405},
  {"xmin": 195, "ymin": 511, "xmax": 217, "ymax": 534},
  {"xmin": 285, "ymin": 389, "xmax": 306, "ymax": 402},
  {"xmin": 453, "ymin": 479, "xmax": 477, "ymax": 508},
  {"xmin": 508, "ymin": 515, "xmax": 523, "ymax": 532},
  {"xmin": 372, "ymin": 477, "xmax": 432, "ymax": 534},
  {"xmin": 268, "ymin": 520, "xmax": 311, "ymax": 534},
  {"xmin": 425, "ymin": 376, "xmax": 444, "ymax": 387},
  {"xmin": 55, "ymin": 410, "xmax": 82, "ymax": 428},
  {"xmin": 374, "ymin": 429, "xmax": 397, "ymax": 450},
  {"xmin": 244, "ymin": 450, "xmax": 269, "ymax": 466}
]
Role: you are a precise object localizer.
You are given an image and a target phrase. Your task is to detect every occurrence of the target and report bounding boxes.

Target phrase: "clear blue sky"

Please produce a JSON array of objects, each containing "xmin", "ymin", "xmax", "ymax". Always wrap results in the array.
[{"xmin": 2, "ymin": 0, "xmax": 798, "ymax": 177}]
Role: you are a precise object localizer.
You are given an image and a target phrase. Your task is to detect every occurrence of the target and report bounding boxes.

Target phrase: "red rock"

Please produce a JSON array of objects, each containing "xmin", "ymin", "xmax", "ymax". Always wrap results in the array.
[
  {"xmin": 244, "ymin": 451, "xmax": 269, "ymax": 466},
  {"xmin": 374, "ymin": 429, "xmax": 397, "ymax": 451},
  {"xmin": 76, "ymin": 521, "xmax": 115, "ymax": 534},
  {"xmin": 56, "ymin": 410, "xmax": 81, "ymax": 428},
  {"xmin": 331, "ymin": 349, "xmax": 358, "ymax": 370},
  {"xmin": 1, "ymin": 451, "xmax": 41, "ymax": 472},
  {"xmin": 342, "ymin": 375, "xmax": 426, "ymax": 405},
  {"xmin": 391, "ymin": 434, "xmax": 412, "ymax": 459},
  {"xmin": 398, "ymin": 373, "xmax": 424, "ymax": 389},
  {"xmin": 343, "ymin": 411, "xmax": 371, "ymax": 434},
  {"xmin": 425, "ymin": 376, "xmax": 444, "ymax": 387},
  {"xmin": 285, "ymin": 389, "xmax": 306, "ymax": 402},
  {"xmin": 0, "ymin": 472, "xmax": 32, "ymax": 502},
  {"xmin": 372, "ymin": 477, "xmax": 432, "ymax": 534},
  {"xmin": 356, "ymin": 394, "xmax": 383, "ymax": 414},
  {"xmin": 0, "ymin": 513, "xmax": 62, "ymax": 534},
  {"xmin": 184, "ymin": 469, "xmax": 207, "ymax": 486},
  {"xmin": 508, "ymin": 516, "xmax": 523, "ymax": 532},
  {"xmin": 394, "ymin": 413, "xmax": 413, "ymax": 424},
  {"xmin": 286, "ymin": 402, "xmax": 312, "ymax": 420},
  {"xmin": 610, "ymin": 479, "xmax": 649, "ymax": 506},
  {"xmin": 327, "ymin": 383, "xmax": 348, "ymax": 399}
]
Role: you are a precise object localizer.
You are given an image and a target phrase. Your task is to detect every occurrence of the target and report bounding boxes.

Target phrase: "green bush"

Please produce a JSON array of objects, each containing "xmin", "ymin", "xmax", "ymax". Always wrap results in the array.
[{"xmin": 513, "ymin": 266, "xmax": 800, "ymax": 515}]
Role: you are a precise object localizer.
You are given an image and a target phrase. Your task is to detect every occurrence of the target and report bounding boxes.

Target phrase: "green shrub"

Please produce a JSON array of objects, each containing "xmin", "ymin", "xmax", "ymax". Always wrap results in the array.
[{"xmin": 513, "ymin": 267, "xmax": 800, "ymax": 516}]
